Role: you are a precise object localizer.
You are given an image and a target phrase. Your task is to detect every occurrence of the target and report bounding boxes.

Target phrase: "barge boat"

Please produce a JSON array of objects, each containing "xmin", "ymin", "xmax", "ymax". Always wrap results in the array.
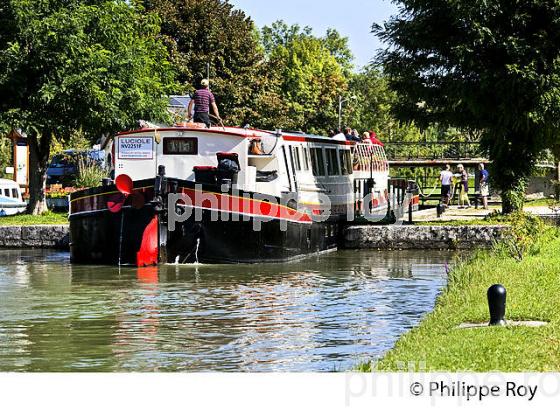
[{"xmin": 69, "ymin": 125, "xmax": 392, "ymax": 265}]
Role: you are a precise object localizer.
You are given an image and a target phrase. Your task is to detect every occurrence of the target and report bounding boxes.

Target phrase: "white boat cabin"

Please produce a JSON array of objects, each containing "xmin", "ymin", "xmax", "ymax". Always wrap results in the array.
[
  {"xmin": 113, "ymin": 125, "xmax": 389, "ymax": 217},
  {"xmin": 0, "ymin": 178, "xmax": 26, "ymax": 216}
]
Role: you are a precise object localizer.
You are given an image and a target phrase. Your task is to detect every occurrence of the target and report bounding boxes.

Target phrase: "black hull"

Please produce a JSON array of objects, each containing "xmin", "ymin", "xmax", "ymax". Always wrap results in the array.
[
  {"xmin": 69, "ymin": 179, "xmax": 339, "ymax": 265},
  {"xmin": 70, "ymin": 206, "xmax": 157, "ymax": 265},
  {"xmin": 167, "ymin": 211, "xmax": 338, "ymax": 264},
  {"xmin": 70, "ymin": 209, "xmax": 338, "ymax": 265}
]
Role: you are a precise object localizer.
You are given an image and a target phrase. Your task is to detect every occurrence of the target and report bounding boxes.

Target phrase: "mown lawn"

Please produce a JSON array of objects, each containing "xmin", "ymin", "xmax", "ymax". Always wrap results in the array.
[
  {"xmin": 415, "ymin": 219, "xmax": 507, "ymax": 226},
  {"xmin": 362, "ymin": 228, "xmax": 560, "ymax": 372},
  {"xmin": 0, "ymin": 211, "xmax": 68, "ymax": 226}
]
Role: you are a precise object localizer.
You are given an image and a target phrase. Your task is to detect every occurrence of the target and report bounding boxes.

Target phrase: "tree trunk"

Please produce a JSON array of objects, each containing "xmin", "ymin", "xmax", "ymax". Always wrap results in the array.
[{"xmin": 27, "ymin": 131, "xmax": 52, "ymax": 215}]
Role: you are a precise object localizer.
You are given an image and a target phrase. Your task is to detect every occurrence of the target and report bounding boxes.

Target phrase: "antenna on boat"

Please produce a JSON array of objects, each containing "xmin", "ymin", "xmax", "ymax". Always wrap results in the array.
[{"xmin": 206, "ymin": 62, "xmax": 210, "ymax": 91}]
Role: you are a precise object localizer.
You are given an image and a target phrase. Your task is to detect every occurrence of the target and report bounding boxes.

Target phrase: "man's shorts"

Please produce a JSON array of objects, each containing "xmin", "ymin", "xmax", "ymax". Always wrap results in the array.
[
  {"xmin": 480, "ymin": 182, "xmax": 489, "ymax": 197},
  {"xmin": 194, "ymin": 112, "xmax": 211, "ymax": 127},
  {"xmin": 441, "ymin": 184, "xmax": 451, "ymax": 197}
]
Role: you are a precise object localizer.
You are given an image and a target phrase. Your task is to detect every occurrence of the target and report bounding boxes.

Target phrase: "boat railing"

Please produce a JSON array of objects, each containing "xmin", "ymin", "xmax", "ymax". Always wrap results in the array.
[
  {"xmin": 352, "ymin": 143, "xmax": 388, "ymax": 173},
  {"xmin": 352, "ymin": 176, "xmax": 419, "ymax": 221}
]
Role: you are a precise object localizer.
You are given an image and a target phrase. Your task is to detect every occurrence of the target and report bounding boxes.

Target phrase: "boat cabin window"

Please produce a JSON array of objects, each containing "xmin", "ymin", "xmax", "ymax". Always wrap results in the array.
[
  {"xmin": 311, "ymin": 148, "xmax": 326, "ymax": 176},
  {"xmin": 4, "ymin": 188, "xmax": 10, "ymax": 197},
  {"xmin": 344, "ymin": 150, "xmax": 353, "ymax": 175},
  {"xmin": 292, "ymin": 146, "xmax": 302, "ymax": 171},
  {"xmin": 326, "ymin": 148, "xmax": 340, "ymax": 176},
  {"xmin": 302, "ymin": 147, "xmax": 310, "ymax": 171},
  {"xmin": 163, "ymin": 138, "xmax": 198, "ymax": 155},
  {"xmin": 12, "ymin": 188, "xmax": 19, "ymax": 199},
  {"xmin": 339, "ymin": 150, "xmax": 347, "ymax": 175}
]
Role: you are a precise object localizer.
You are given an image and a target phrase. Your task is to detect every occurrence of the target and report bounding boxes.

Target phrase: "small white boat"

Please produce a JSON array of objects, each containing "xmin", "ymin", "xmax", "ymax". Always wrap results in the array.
[{"xmin": 0, "ymin": 179, "xmax": 26, "ymax": 216}]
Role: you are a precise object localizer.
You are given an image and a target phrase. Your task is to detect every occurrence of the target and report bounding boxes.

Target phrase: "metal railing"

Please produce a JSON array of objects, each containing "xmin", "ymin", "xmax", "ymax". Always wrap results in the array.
[{"xmin": 384, "ymin": 141, "xmax": 487, "ymax": 161}]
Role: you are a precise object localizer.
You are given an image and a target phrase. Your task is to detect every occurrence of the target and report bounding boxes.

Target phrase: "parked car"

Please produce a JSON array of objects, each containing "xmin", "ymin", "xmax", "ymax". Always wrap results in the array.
[{"xmin": 46, "ymin": 149, "xmax": 105, "ymax": 186}]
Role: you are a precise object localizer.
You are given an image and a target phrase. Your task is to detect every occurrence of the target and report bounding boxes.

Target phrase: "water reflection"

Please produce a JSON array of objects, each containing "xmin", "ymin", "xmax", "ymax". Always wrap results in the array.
[{"xmin": 0, "ymin": 249, "xmax": 456, "ymax": 372}]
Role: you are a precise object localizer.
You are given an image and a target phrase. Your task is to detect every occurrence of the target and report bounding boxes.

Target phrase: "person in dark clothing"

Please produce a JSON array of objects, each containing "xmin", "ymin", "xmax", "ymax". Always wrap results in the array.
[
  {"xmin": 344, "ymin": 127, "xmax": 360, "ymax": 142},
  {"xmin": 479, "ymin": 163, "xmax": 490, "ymax": 210},
  {"xmin": 187, "ymin": 79, "xmax": 221, "ymax": 127}
]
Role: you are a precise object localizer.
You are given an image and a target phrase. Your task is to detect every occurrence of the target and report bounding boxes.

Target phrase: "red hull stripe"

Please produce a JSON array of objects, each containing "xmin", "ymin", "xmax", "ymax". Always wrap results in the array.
[
  {"xmin": 69, "ymin": 186, "xmax": 313, "ymax": 223},
  {"xmin": 179, "ymin": 188, "xmax": 312, "ymax": 223}
]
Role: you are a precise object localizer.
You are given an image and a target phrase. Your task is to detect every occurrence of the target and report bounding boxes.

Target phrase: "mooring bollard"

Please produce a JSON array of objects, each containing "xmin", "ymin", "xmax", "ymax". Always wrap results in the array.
[
  {"xmin": 487, "ymin": 284, "xmax": 507, "ymax": 326},
  {"xmin": 436, "ymin": 203, "xmax": 445, "ymax": 218}
]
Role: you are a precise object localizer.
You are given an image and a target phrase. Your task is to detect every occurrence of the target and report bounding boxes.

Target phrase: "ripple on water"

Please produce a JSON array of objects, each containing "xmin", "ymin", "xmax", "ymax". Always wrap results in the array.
[{"xmin": 0, "ymin": 248, "xmax": 456, "ymax": 372}]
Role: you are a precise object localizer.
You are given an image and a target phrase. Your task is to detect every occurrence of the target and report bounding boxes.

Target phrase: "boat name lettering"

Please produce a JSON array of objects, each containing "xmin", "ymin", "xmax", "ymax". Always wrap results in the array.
[{"xmin": 118, "ymin": 137, "xmax": 154, "ymax": 159}]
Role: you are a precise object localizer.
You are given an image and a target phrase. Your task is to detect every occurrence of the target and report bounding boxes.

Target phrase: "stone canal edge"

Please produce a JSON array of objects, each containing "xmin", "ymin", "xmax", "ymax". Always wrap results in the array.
[
  {"xmin": 0, "ymin": 224, "xmax": 509, "ymax": 251},
  {"xmin": 343, "ymin": 225, "xmax": 507, "ymax": 250},
  {"xmin": 0, "ymin": 225, "xmax": 70, "ymax": 249}
]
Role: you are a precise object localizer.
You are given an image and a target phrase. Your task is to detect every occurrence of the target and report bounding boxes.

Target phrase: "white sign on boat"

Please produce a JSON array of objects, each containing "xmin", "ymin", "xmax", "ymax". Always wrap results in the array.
[{"xmin": 118, "ymin": 137, "xmax": 154, "ymax": 160}]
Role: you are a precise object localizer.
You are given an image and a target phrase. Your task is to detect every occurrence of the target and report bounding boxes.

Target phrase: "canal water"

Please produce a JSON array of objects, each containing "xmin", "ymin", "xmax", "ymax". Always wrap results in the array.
[{"xmin": 0, "ymin": 249, "xmax": 455, "ymax": 372}]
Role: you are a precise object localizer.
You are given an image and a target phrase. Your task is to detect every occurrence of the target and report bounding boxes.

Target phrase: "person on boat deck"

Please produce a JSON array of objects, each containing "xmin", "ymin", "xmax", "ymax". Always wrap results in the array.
[
  {"xmin": 369, "ymin": 131, "xmax": 384, "ymax": 146},
  {"xmin": 187, "ymin": 79, "xmax": 221, "ymax": 127},
  {"xmin": 361, "ymin": 131, "xmax": 373, "ymax": 144},
  {"xmin": 344, "ymin": 127, "xmax": 360, "ymax": 142},
  {"xmin": 332, "ymin": 128, "xmax": 346, "ymax": 141}
]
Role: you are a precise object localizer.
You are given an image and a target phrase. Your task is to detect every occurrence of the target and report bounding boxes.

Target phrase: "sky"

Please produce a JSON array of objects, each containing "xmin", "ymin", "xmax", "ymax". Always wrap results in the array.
[{"xmin": 228, "ymin": 0, "xmax": 399, "ymax": 70}]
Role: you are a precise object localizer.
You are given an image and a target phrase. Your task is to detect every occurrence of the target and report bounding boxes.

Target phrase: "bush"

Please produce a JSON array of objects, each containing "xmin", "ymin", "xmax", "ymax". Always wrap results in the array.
[
  {"xmin": 75, "ymin": 156, "xmax": 107, "ymax": 188},
  {"xmin": 488, "ymin": 211, "xmax": 550, "ymax": 261}
]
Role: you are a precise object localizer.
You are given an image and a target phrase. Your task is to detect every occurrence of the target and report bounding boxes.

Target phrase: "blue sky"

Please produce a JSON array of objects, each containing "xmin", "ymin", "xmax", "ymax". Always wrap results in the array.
[{"xmin": 228, "ymin": 0, "xmax": 398, "ymax": 70}]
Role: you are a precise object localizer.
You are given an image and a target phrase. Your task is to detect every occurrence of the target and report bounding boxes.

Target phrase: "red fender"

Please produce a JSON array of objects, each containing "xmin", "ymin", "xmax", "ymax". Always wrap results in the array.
[{"xmin": 136, "ymin": 215, "xmax": 159, "ymax": 267}]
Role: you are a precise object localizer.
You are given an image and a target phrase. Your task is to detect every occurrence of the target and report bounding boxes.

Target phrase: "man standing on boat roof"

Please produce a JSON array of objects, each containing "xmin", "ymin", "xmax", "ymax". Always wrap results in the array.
[{"xmin": 187, "ymin": 79, "xmax": 221, "ymax": 127}]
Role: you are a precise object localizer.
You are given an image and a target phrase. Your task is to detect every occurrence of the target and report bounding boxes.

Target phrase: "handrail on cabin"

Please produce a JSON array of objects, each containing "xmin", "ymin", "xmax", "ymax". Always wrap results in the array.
[{"xmin": 352, "ymin": 143, "xmax": 388, "ymax": 173}]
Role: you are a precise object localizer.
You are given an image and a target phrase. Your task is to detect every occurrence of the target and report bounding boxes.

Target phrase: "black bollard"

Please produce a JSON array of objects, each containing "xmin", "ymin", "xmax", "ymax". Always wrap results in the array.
[
  {"xmin": 436, "ymin": 203, "xmax": 445, "ymax": 218},
  {"xmin": 487, "ymin": 284, "xmax": 507, "ymax": 326}
]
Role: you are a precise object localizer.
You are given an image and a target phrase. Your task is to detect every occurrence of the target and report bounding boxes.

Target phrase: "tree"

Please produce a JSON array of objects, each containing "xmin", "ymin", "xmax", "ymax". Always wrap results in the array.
[
  {"xmin": 143, "ymin": 0, "xmax": 270, "ymax": 126},
  {"xmin": 0, "ymin": 0, "xmax": 176, "ymax": 214},
  {"xmin": 346, "ymin": 66, "xmax": 396, "ymax": 136},
  {"xmin": 261, "ymin": 22, "xmax": 351, "ymax": 133},
  {"xmin": 374, "ymin": 0, "xmax": 560, "ymax": 212}
]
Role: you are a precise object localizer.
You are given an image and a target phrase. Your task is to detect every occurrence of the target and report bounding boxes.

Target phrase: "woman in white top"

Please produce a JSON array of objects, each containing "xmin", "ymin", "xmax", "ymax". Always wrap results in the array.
[{"xmin": 440, "ymin": 164, "xmax": 453, "ymax": 205}]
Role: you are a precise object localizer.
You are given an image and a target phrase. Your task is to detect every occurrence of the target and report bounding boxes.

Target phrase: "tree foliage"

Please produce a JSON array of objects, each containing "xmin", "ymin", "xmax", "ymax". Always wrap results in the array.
[
  {"xmin": 143, "ymin": 0, "xmax": 269, "ymax": 125},
  {"xmin": 374, "ymin": 0, "xmax": 560, "ymax": 212},
  {"xmin": 0, "ymin": 0, "xmax": 176, "ymax": 213},
  {"xmin": 260, "ymin": 21, "xmax": 351, "ymax": 133}
]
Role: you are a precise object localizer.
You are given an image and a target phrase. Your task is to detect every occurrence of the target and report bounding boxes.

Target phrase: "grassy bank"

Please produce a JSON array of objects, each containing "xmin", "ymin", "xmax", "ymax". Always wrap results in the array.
[
  {"xmin": 416, "ymin": 219, "xmax": 506, "ymax": 226},
  {"xmin": 415, "ymin": 210, "xmax": 517, "ymax": 226},
  {"xmin": 0, "ymin": 212, "xmax": 68, "ymax": 226},
  {"xmin": 362, "ymin": 218, "xmax": 560, "ymax": 372}
]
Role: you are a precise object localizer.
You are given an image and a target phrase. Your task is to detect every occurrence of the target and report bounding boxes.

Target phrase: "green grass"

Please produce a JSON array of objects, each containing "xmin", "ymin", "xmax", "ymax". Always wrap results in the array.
[
  {"xmin": 415, "ymin": 210, "xmax": 511, "ymax": 226},
  {"xmin": 362, "ymin": 228, "xmax": 560, "ymax": 372},
  {"xmin": 524, "ymin": 198, "xmax": 557, "ymax": 208},
  {"xmin": 416, "ymin": 219, "xmax": 507, "ymax": 226},
  {"xmin": 0, "ymin": 211, "xmax": 68, "ymax": 226}
]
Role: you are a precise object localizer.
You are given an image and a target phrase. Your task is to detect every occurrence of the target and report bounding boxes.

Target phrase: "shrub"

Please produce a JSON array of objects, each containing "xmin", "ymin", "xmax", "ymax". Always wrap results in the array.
[
  {"xmin": 75, "ymin": 156, "xmax": 107, "ymax": 188},
  {"xmin": 491, "ymin": 211, "xmax": 550, "ymax": 261}
]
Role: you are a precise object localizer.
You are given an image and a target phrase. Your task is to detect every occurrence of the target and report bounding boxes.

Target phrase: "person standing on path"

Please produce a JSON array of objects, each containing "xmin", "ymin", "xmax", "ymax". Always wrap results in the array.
[
  {"xmin": 187, "ymin": 79, "xmax": 221, "ymax": 127},
  {"xmin": 457, "ymin": 164, "xmax": 471, "ymax": 208},
  {"xmin": 439, "ymin": 164, "xmax": 453, "ymax": 206},
  {"xmin": 479, "ymin": 163, "xmax": 490, "ymax": 210}
]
